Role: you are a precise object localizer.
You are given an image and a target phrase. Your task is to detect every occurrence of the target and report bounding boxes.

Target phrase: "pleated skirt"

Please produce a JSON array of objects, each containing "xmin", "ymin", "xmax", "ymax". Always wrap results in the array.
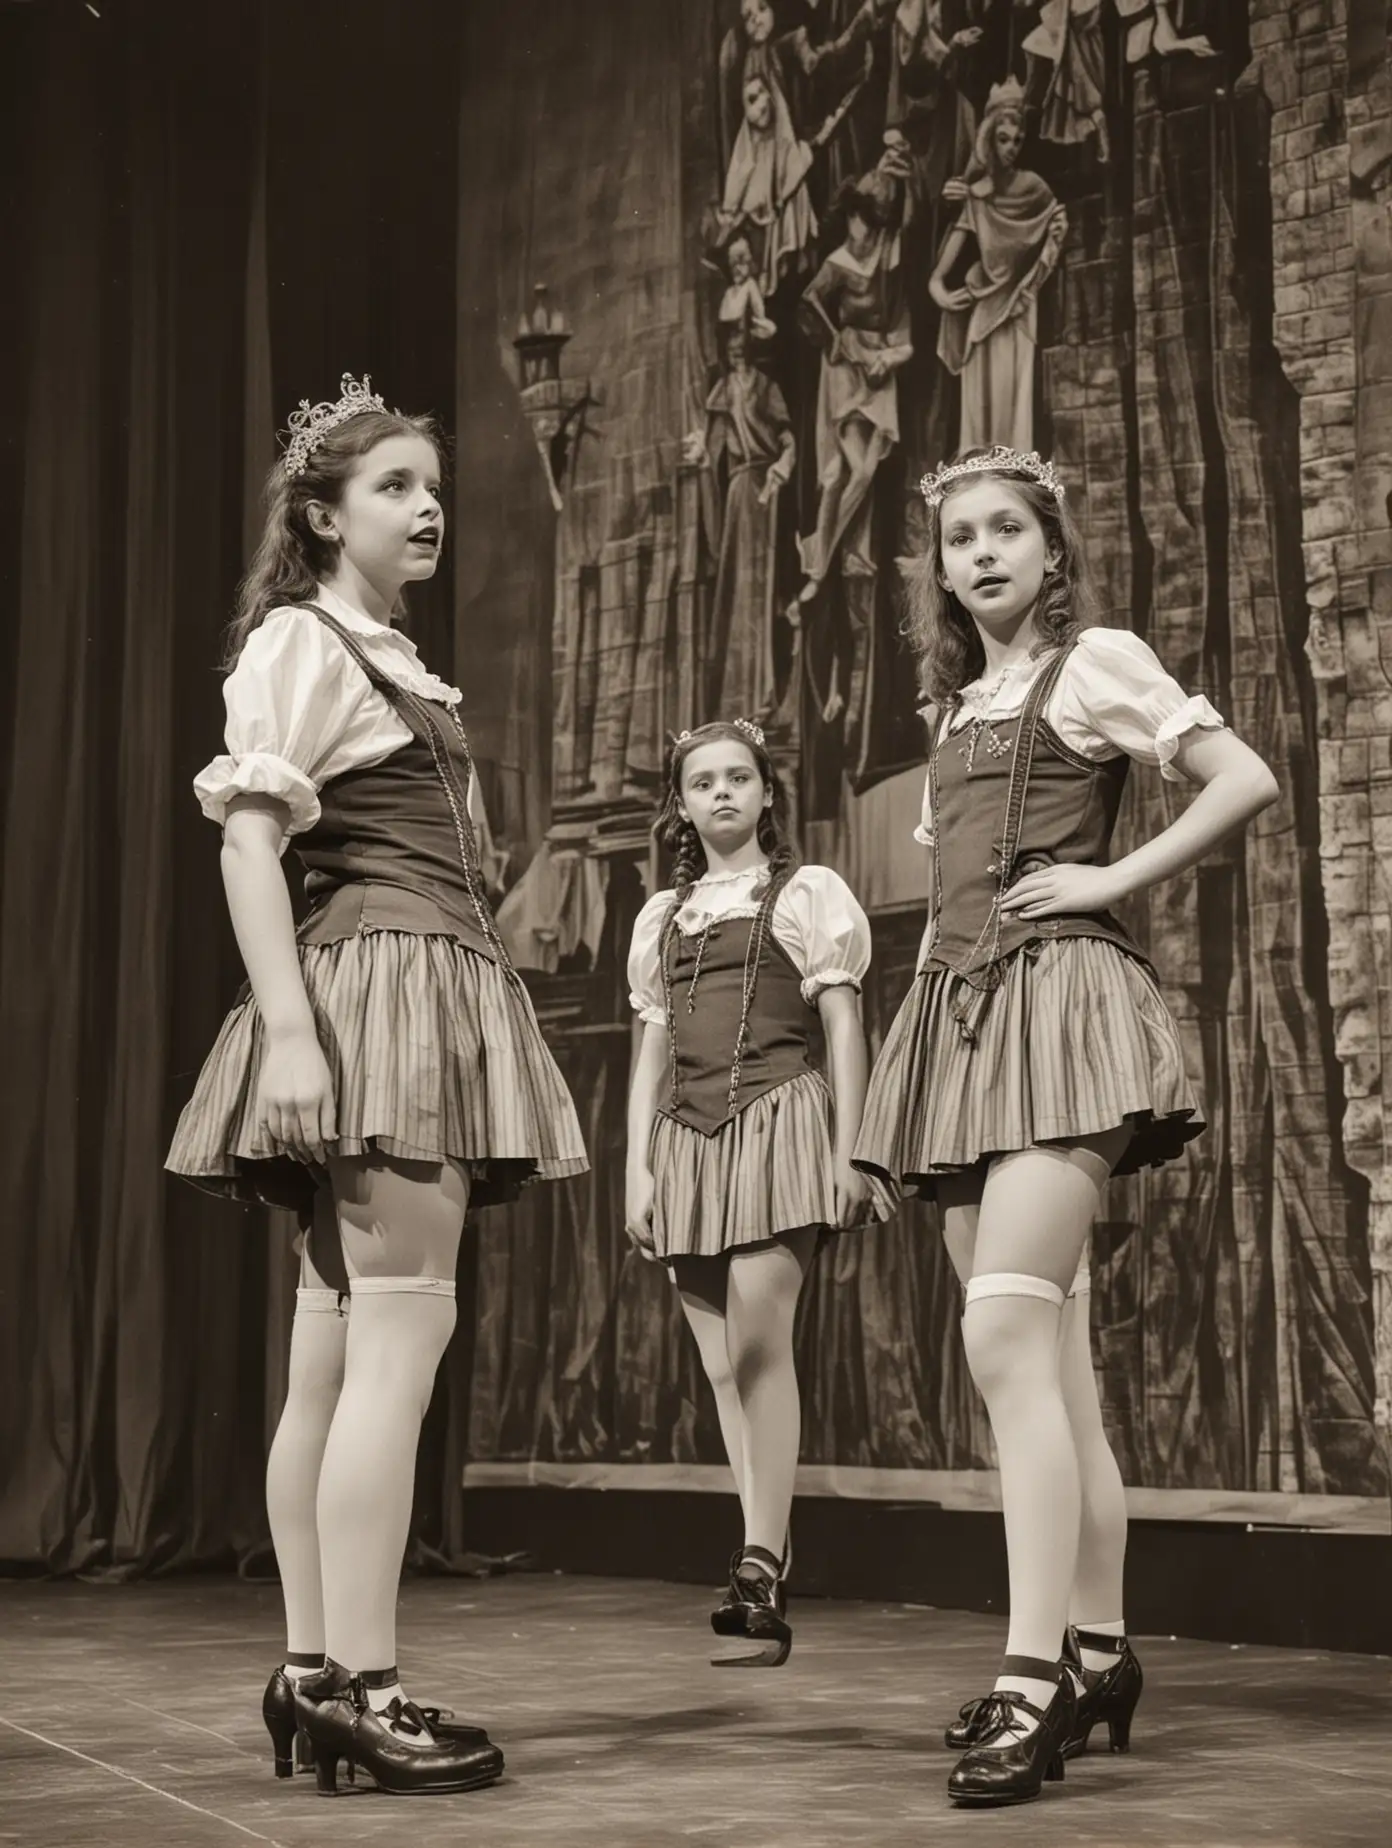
[
  {"xmin": 852, "ymin": 935, "xmax": 1202, "ymax": 1194},
  {"xmin": 166, "ymin": 928, "xmax": 587, "ymax": 1218},
  {"xmin": 649, "ymin": 1070, "xmax": 895, "ymax": 1263}
]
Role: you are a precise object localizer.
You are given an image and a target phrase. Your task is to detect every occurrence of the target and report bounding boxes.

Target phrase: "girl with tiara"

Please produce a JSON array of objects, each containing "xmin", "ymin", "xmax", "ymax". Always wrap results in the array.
[
  {"xmin": 166, "ymin": 376, "xmax": 587, "ymax": 1798},
  {"xmin": 853, "ymin": 445, "xmax": 1277, "ymax": 1807},
  {"xmin": 625, "ymin": 719, "xmax": 889, "ymax": 1666}
]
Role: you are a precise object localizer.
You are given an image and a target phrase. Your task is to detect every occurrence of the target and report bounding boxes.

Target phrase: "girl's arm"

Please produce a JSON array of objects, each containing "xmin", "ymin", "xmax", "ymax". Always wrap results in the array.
[
  {"xmin": 1104, "ymin": 728, "xmax": 1278, "ymax": 899},
  {"xmin": 818, "ymin": 986, "xmax": 870, "ymax": 1223},
  {"xmin": 1002, "ymin": 728, "xmax": 1279, "ymax": 919},
  {"xmin": 624, "ymin": 1017, "xmax": 670, "ymax": 1257},
  {"xmin": 221, "ymin": 794, "xmax": 336, "ymax": 1161},
  {"xmin": 221, "ymin": 797, "xmax": 316, "ymax": 1036}
]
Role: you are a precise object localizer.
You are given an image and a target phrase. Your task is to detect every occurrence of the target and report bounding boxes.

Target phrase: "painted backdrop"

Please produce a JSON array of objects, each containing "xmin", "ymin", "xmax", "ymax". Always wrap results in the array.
[{"xmin": 453, "ymin": 1, "xmax": 1392, "ymax": 1524}]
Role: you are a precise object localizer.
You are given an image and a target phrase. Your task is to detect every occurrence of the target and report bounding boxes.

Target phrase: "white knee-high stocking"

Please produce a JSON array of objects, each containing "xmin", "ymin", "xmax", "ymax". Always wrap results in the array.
[
  {"xmin": 1059, "ymin": 1274, "xmax": 1129, "ymax": 1654},
  {"xmin": 265, "ymin": 1286, "xmax": 347, "ymax": 1659},
  {"xmin": 963, "ymin": 1273, "xmax": 1078, "ymax": 1729},
  {"xmin": 316, "ymin": 1278, "xmax": 456, "ymax": 1675}
]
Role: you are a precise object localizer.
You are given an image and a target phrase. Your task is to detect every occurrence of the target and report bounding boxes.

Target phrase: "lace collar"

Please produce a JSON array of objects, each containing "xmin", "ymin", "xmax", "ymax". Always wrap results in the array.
[
  {"xmin": 672, "ymin": 863, "xmax": 771, "ymax": 934},
  {"xmin": 313, "ymin": 582, "xmax": 462, "ymax": 709}
]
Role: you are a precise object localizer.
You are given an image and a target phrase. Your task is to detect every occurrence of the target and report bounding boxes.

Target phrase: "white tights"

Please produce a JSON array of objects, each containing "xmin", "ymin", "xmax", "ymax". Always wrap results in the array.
[{"xmin": 265, "ymin": 1154, "xmax": 467, "ymax": 1677}]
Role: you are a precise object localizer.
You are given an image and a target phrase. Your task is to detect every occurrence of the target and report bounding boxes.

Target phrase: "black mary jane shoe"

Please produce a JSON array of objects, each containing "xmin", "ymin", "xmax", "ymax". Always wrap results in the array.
[
  {"xmin": 293, "ymin": 1659, "xmax": 504, "ymax": 1797},
  {"xmin": 947, "ymin": 1673, "xmax": 1076, "ymax": 1808},
  {"xmin": 710, "ymin": 1535, "xmax": 790, "ymax": 1640},
  {"xmin": 710, "ymin": 1545, "xmax": 792, "ymax": 1668},
  {"xmin": 1062, "ymin": 1629, "xmax": 1143, "ymax": 1759},
  {"xmin": 944, "ymin": 1630, "xmax": 1081, "ymax": 1752},
  {"xmin": 263, "ymin": 1667, "xmax": 318, "ymax": 1778},
  {"xmin": 262, "ymin": 1665, "xmax": 494, "ymax": 1780}
]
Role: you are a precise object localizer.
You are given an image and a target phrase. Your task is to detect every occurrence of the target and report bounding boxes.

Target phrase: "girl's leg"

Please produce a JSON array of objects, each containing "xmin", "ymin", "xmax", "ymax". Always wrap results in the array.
[
  {"xmin": 723, "ymin": 1230, "xmax": 818, "ymax": 1562},
  {"xmin": 964, "ymin": 1129, "xmax": 1130, "ymax": 1729},
  {"xmin": 943, "ymin": 1168, "xmax": 1128, "ymax": 1641},
  {"xmin": 937, "ymin": 1167, "xmax": 985, "ymax": 1288},
  {"xmin": 1058, "ymin": 1272, "xmax": 1129, "ymax": 1645},
  {"xmin": 316, "ymin": 1153, "xmax": 467, "ymax": 1708},
  {"xmin": 264, "ymin": 1189, "xmax": 347, "ymax": 1668},
  {"xmin": 673, "ymin": 1255, "xmax": 748, "ymax": 1522}
]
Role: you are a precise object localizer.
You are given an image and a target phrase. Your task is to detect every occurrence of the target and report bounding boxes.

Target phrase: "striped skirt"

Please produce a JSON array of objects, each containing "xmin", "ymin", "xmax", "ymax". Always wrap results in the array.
[
  {"xmin": 166, "ymin": 929, "xmax": 587, "ymax": 1219},
  {"xmin": 649, "ymin": 1070, "xmax": 895, "ymax": 1263},
  {"xmin": 853, "ymin": 936, "xmax": 1202, "ymax": 1193}
]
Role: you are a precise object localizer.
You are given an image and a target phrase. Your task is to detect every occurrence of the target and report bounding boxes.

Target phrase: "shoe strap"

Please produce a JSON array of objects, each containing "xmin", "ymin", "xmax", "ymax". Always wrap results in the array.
[
  {"xmin": 1000, "ymin": 1653, "xmax": 1063, "ymax": 1684},
  {"xmin": 1073, "ymin": 1628, "xmax": 1128, "ymax": 1656},
  {"xmin": 973, "ymin": 1689, "xmax": 1049, "ymax": 1739},
  {"xmin": 356, "ymin": 1664, "xmax": 401, "ymax": 1689},
  {"xmin": 384, "ymin": 1697, "xmax": 431, "ymax": 1738},
  {"xmin": 300, "ymin": 1658, "xmax": 353, "ymax": 1700},
  {"xmin": 739, "ymin": 1545, "xmax": 783, "ymax": 1582}
]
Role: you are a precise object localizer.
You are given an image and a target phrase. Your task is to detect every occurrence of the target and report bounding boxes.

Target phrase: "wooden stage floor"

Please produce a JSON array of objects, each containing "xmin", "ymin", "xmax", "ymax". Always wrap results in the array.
[{"xmin": 2, "ymin": 1573, "xmax": 1388, "ymax": 1847}]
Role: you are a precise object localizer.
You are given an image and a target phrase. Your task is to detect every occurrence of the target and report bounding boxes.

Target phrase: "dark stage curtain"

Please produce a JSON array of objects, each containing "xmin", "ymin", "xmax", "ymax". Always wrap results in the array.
[{"xmin": 0, "ymin": 0, "xmax": 472, "ymax": 1575}]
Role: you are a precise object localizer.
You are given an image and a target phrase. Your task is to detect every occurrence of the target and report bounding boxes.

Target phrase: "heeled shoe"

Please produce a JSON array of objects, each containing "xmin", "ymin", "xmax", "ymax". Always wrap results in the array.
[
  {"xmin": 262, "ymin": 1665, "xmax": 494, "ymax": 1779},
  {"xmin": 943, "ymin": 1630, "xmax": 1081, "ymax": 1752},
  {"xmin": 293, "ymin": 1659, "xmax": 505, "ymax": 1797},
  {"xmin": 710, "ymin": 1534, "xmax": 791, "ymax": 1639},
  {"xmin": 1062, "ymin": 1629, "xmax": 1142, "ymax": 1758},
  {"xmin": 710, "ymin": 1545, "xmax": 791, "ymax": 1668},
  {"xmin": 710, "ymin": 1549, "xmax": 751, "ymax": 1639},
  {"xmin": 947, "ymin": 1671, "xmax": 1076, "ymax": 1808},
  {"xmin": 262, "ymin": 1668, "xmax": 317, "ymax": 1779}
]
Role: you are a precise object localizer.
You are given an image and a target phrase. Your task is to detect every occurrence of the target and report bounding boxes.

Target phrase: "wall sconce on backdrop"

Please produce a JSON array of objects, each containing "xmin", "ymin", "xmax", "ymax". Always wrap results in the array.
[{"xmin": 512, "ymin": 285, "xmax": 597, "ymax": 512}]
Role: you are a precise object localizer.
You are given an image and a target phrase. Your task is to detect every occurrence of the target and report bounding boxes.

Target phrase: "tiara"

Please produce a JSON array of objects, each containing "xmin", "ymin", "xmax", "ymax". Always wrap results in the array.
[
  {"xmin": 919, "ymin": 446, "xmax": 1064, "ymax": 510},
  {"xmin": 675, "ymin": 717, "xmax": 767, "ymax": 748},
  {"xmin": 984, "ymin": 76, "xmax": 1026, "ymax": 114},
  {"xmin": 283, "ymin": 373, "xmax": 391, "ymax": 479}
]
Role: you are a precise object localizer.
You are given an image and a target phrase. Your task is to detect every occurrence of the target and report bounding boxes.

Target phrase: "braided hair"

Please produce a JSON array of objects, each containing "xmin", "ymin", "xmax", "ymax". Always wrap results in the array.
[{"xmin": 652, "ymin": 721, "xmax": 796, "ymax": 1111}]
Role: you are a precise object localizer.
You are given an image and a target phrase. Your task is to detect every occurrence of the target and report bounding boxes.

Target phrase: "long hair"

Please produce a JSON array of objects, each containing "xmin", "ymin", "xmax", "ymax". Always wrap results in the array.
[
  {"xmin": 225, "ymin": 407, "xmax": 446, "ymax": 668},
  {"xmin": 903, "ymin": 449, "xmax": 1099, "ymax": 710},
  {"xmin": 653, "ymin": 721, "xmax": 795, "ymax": 902}
]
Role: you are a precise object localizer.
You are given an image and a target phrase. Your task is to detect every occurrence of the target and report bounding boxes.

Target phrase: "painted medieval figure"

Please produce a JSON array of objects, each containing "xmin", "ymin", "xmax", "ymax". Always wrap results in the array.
[
  {"xmin": 684, "ymin": 324, "xmax": 797, "ymax": 722},
  {"xmin": 795, "ymin": 165, "xmax": 913, "ymax": 608},
  {"xmin": 930, "ymin": 81, "xmax": 1067, "ymax": 455}
]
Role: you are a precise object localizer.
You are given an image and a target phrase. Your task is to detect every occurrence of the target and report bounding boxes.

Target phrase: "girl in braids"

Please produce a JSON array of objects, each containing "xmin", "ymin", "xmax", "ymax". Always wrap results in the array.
[
  {"xmin": 167, "ymin": 376, "xmax": 586, "ymax": 1798},
  {"xmin": 625, "ymin": 719, "xmax": 889, "ymax": 1666}
]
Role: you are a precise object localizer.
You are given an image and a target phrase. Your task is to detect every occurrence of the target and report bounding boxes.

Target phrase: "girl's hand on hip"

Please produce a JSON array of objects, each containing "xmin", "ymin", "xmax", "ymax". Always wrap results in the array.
[{"xmin": 999, "ymin": 863, "xmax": 1124, "ymax": 920}]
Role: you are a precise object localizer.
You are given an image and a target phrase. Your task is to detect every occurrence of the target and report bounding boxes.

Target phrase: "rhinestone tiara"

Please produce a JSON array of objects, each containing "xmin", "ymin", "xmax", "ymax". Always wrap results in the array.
[
  {"xmin": 675, "ymin": 717, "xmax": 767, "ymax": 749},
  {"xmin": 283, "ymin": 373, "xmax": 392, "ymax": 479},
  {"xmin": 919, "ymin": 446, "xmax": 1064, "ymax": 510}
]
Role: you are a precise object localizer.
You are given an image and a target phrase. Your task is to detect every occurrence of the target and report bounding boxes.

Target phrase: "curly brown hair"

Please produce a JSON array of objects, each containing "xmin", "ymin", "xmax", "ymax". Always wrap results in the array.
[
  {"xmin": 224, "ymin": 405, "xmax": 447, "ymax": 668},
  {"xmin": 903, "ymin": 449, "xmax": 1099, "ymax": 710}
]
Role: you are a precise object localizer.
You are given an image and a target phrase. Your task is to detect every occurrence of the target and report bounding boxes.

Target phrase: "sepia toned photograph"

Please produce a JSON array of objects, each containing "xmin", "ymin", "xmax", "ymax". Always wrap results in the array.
[{"xmin": 1, "ymin": 2, "xmax": 1389, "ymax": 1844}]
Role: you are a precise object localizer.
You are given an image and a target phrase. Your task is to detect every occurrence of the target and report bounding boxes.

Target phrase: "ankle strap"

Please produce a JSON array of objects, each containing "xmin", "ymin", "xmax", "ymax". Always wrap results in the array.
[
  {"xmin": 356, "ymin": 1665, "xmax": 401, "ymax": 1689},
  {"xmin": 739, "ymin": 1545, "xmax": 783, "ymax": 1578},
  {"xmin": 1073, "ymin": 1628, "xmax": 1127, "ymax": 1655},
  {"xmin": 1000, "ymin": 1653, "xmax": 1062, "ymax": 1684}
]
